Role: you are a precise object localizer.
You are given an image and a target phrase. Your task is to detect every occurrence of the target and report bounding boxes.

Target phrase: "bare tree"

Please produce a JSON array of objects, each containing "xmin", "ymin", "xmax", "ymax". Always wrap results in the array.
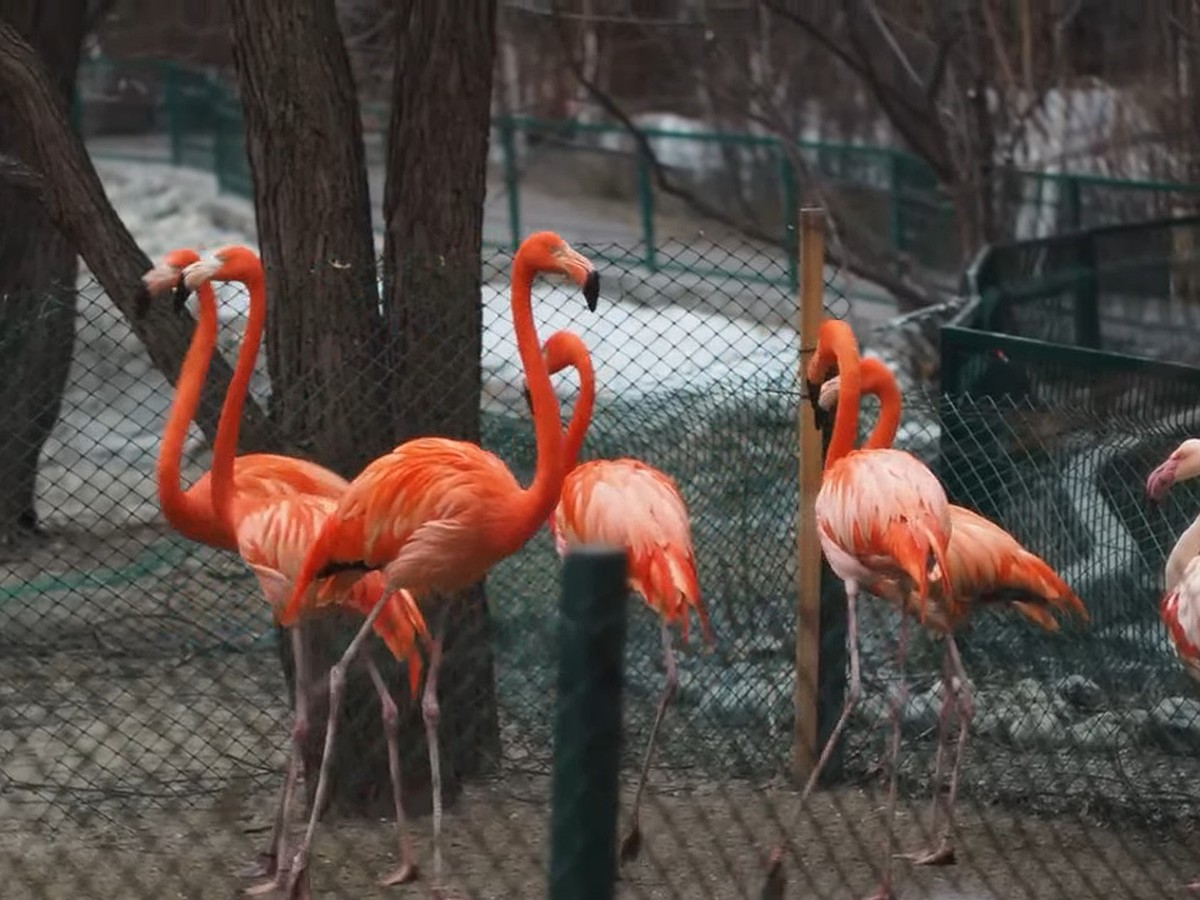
[
  {"xmin": 381, "ymin": 0, "xmax": 503, "ymax": 799},
  {"xmin": 0, "ymin": 3, "xmax": 274, "ymax": 545}
]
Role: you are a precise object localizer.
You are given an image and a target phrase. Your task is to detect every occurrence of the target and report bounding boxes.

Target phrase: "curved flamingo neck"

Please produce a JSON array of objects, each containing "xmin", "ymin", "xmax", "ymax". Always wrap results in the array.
[
  {"xmin": 861, "ymin": 358, "xmax": 901, "ymax": 450},
  {"xmin": 157, "ymin": 283, "xmax": 219, "ymax": 530},
  {"xmin": 508, "ymin": 255, "xmax": 564, "ymax": 541},
  {"xmin": 557, "ymin": 341, "xmax": 594, "ymax": 473},
  {"xmin": 211, "ymin": 265, "xmax": 266, "ymax": 530},
  {"xmin": 819, "ymin": 323, "xmax": 862, "ymax": 467}
]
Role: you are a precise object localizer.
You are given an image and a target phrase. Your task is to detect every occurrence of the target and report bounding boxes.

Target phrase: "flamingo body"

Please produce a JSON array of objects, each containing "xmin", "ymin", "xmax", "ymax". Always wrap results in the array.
[
  {"xmin": 171, "ymin": 459, "xmax": 349, "ymax": 551},
  {"xmin": 1161, "ymin": 560, "xmax": 1200, "ymax": 683},
  {"xmin": 284, "ymin": 437, "xmax": 532, "ymax": 622},
  {"xmin": 552, "ymin": 457, "xmax": 710, "ymax": 644},
  {"xmin": 816, "ymin": 446, "xmax": 954, "ymax": 611}
]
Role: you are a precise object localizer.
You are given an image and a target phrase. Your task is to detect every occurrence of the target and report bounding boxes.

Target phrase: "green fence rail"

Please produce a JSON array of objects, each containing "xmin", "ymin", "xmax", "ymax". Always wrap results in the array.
[{"xmin": 78, "ymin": 56, "xmax": 1200, "ymax": 293}]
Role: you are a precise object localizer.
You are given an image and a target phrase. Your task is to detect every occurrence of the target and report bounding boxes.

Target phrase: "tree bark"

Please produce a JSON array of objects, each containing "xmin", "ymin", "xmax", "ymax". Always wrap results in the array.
[
  {"xmin": 0, "ymin": 17, "xmax": 274, "ymax": 455},
  {"xmin": 0, "ymin": 0, "xmax": 84, "ymax": 542},
  {"xmin": 227, "ymin": 0, "xmax": 403, "ymax": 818},
  {"xmin": 380, "ymin": 0, "xmax": 503, "ymax": 807}
]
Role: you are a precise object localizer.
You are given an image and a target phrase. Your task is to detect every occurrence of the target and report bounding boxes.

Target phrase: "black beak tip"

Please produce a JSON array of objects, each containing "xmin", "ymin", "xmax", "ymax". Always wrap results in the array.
[
  {"xmin": 172, "ymin": 278, "xmax": 192, "ymax": 314},
  {"xmin": 583, "ymin": 270, "xmax": 600, "ymax": 312},
  {"xmin": 133, "ymin": 284, "xmax": 150, "ymax": 319}
]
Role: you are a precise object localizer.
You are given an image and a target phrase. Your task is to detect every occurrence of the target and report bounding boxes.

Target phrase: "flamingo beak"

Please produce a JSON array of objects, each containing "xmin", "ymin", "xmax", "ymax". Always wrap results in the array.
[
  {"xmin": 1147, "ymin": 457, "xmax": 1179, "ymax": 504},
  {"xmin": 560, "ymin": 245, "xmax": 600, "ymax": 311},
  {"xmin": 181, "ymin": 256, "xmax": 222, "ymax": 291},
  {"xmin": 172, "ymin": 278, "xmax": 191, "ymax": 314}
]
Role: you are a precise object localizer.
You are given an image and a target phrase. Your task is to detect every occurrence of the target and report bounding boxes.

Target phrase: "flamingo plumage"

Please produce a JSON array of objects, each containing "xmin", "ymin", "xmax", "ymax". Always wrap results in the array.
[
  {"xmin": 172, "ymin": 245, "xmax": 430, "ymax": 895},
  {"xmin": 763, "ymin": 319, "xmax": 953, "ymax": 900},
  {"xmin": 141, "ymin": 249, "xmax": 349, "ymax": 554},
  {"xmin": 818, "ymin": 355, "xmax": 1086, "ymax": 867},
  {"xmin": 532, "ymin": 330, "xmax": 712, "ymax": 863},
  {"xmin": 1146, "ymin": 440, "xmax": 1200, "ymax": 891},
  {"xmin": 278, "ymin": 231, "xmax": 600, "ymax": 898}
]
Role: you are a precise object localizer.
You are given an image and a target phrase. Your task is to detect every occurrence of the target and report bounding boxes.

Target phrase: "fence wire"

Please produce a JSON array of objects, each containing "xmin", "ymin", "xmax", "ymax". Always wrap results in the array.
[{"xmin": 1, "ymin": 239, "xmax": 1198, "ymax": 898}]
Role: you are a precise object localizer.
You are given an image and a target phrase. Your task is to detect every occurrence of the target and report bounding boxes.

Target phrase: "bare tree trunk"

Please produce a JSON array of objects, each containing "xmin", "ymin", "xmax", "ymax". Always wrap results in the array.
[
  {"xmin": 0, "ymin": 1, "xmax": 83, "ymax": 543},
  {"xmin": 380, "ymin": 0, "xmax": 502, "ymax": 810},
  {"xmin": 228, "ymin": 0, "xmax": 402, "ymax": 818},
  {"xmin": 0, "ymin": 17, "xmax": 273, "ymax": 454}
]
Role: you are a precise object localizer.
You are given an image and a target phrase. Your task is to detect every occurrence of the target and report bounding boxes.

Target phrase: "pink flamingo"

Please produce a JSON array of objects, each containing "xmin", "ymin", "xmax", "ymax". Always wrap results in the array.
[
  {"xmin": 763, "ymin": 319, "xmax": 954, "ymax": 900},
  {"xmin": 1147, "ymin": 440, "xmax": 1200, "ymax": 891},
  {"xmin": 277, "ymin": 231, "xmax": 600, "ymax": 899},
  {"xmin": 531, "ymin": 329, "xmax": 713, "ymax": 863},
  {"xmin": 817, "ymin": 355, "xmax": 1087, "ymax": 867}
]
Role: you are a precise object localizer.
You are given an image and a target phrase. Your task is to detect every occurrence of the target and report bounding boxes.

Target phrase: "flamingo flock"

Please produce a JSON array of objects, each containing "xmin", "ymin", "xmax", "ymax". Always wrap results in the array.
[{"xmin": 136, "ymin": 230, "xmax": 1200, "ymax": 898}]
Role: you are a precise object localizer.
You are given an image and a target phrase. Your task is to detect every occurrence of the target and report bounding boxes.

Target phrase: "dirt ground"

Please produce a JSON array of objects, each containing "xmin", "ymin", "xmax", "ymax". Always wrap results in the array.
[{"xmin": 2, "ymin": 768, "xmax": 1199, "ymax": 900}]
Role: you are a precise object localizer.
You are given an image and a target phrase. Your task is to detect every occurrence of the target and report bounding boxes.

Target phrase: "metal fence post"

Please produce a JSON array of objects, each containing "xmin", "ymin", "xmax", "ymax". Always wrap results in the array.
[
  {"xmin": 636, "ymin": 145, "xmax": 657, "ymax": 272},
  {"xmin": 888, "ymin": 151, "xmax": 905, "ymax": 254},
  {"xmin": 164, "ymin": 62, "xmax": 182, "ymax": 166},
  {"xmin": 1074, "ymin": 232, "xmax": 1101, "ymax": 348},
  {"xmin": 780, "ymin": 147, "xmax": 799, "ymax": 294},
  {"xmin": 548, "ymin": 546, "xmax": 628, "ymax": 900},
  {"xmin": 499, "ymin": 115, "xmax": 521, "ymax": 251}
]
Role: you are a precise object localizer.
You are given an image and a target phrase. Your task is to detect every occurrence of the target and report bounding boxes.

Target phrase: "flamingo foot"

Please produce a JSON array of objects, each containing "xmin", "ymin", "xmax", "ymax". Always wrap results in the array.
[
  {"xmin": 377, "ymin": 861, "xmax": 419, "ymax": 887},
  {"xmin": 758, "ymin": 846, "xmax": 786, "ymax": 900},
  {"xmin": 244, "ymin": 873, "xmax": 285, "ymax": 896},
  {"xmin": 618, "ymin": 822, "xmax": 642, "ymax": 864},
  {"xmin": 1185, "ymin": 878, "xmax": 1200, "ymax": 892},
  {"xmin": 283, "ymin": 862, "xmax": 311, "ymax": 900},
  {"xmin": 234, "ymin": 852, "xmax": 278, "ymax": 880},
  {"xmin": 898, "ymin": 840, "xmax": 956, "ymax": 867},
  {"xmin": 863, "ymin": 883, "xmax": 897, "ymax": 900}
]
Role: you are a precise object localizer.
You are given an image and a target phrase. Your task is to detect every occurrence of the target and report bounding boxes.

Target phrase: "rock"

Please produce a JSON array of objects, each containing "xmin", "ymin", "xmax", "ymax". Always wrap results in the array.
[
  {"xmin": 1143, "ymin": 697, "xmax": 1200, "ymax": 752},
  {"xmin": 1056, "ymin": 674, "xmax": 1105, "ymax": 711},
  {"xmin": 996, "ymin": 679, "xmax": 1068, "ymax": 746},
  {"xmin": 1067, "ymin": 712, "xmax": 1126, "ymax": 750}
]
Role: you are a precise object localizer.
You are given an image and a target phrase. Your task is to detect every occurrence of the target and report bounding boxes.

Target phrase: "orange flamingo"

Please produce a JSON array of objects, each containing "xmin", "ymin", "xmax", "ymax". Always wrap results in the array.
[
  {"xmin": 531, "ymin": 329, "xmax": 713, "ymax": 863},
  {"xmin": 177, "ymin": 246, "xmax": 433, "ymax": 892},
  {"xmin": 816, "ymin": 356, "xmax": 1086, "ymax": 866},
  {"xmin": 278, "ymin": 231, "xmax": 600, "ymax": 899},
  {"xmin": 140, "ymin": 249, "xmax": 348, "ymax": 554},
  {"xmin": 141, "ymin": 248, "xmax": 427, "ymax": 897},
  {"xmin": 762, "ymin": 319, "xmax": 953, "ymax": 900}
]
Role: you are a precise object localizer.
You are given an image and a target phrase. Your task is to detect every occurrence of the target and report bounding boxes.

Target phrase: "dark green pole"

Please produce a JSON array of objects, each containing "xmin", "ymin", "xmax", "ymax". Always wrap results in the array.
[{"xmin": 548, "ymin": 546, "xmax": 628, "ymax": 900}]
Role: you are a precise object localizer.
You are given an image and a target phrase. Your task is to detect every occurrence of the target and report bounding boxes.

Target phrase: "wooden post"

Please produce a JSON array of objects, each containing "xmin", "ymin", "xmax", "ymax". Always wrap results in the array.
[{"xmin": 791, "ymin": 207, "xmax": 827, "ymax": 782}]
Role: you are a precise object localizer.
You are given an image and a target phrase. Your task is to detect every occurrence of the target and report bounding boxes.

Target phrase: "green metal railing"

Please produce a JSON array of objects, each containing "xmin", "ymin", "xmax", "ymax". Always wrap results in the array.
[{"xmin": 79, "ymin": 56, "xmax": 1200, "ymax": 293}]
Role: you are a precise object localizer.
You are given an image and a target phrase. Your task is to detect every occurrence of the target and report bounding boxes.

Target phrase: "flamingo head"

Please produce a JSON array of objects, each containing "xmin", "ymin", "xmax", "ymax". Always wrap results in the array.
[
  {"xmin": 1147, "ymin": 439, "xmax": 1200, "ymax": 503},
  {"xmin": 515, "ymin": 231, "xmax": 601, "ymax": 311},
  {"xmin": 181, "ymin": 244, "xmax": 261, "ymax": 291},
  {"xmin": 137, "ymin": 248, "xmax": 201, "ymax": 317}
]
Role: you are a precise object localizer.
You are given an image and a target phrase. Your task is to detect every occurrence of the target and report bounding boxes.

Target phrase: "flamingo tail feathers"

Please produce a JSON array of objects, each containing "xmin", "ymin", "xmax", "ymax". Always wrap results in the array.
[
  {"xmin": 983, "ymin": 548, "xmax": 1089, "ymax": 628},
  {"xmin": 632, "ymin": 543, "xmax": 713, "ymax": 649}
]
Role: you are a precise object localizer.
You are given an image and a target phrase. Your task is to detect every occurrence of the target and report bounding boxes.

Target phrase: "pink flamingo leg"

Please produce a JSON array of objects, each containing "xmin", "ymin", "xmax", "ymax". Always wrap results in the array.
[
  {"xmin": 283, "ymin": 595, "xmax": 391, "ymax": 900},
  {"xmin": 242, "ymin": 625, "xmax": 309, "ymax": 892},
  {"xmin": 421, "ymin": 628, "xmax": 447, "ymax": 896},
  {"xmin": 909, "ymin": 634, "xmax": 971, "ymax": 867},
  {"xmin": 620, "ymin": 621, "xmax": 679, "ymax": 865},
  {"xmin": 867, "ymin": 613, "xmax": 908, "ymax": 900},
  {"xmin": 760, "ymin": 582, "xmax": 864, "ymax": 900},
  {"xmin": 900, "ymin": 640, "xmax": 956, "ymax": 863},
  {"xmin": 364, "ymin": 655, "xmax": 419, "ymax": 886}
]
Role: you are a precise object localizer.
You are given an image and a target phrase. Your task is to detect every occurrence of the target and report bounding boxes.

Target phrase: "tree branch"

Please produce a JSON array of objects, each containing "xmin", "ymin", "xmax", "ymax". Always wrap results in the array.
[
  {"xmin": 0, "ymin": 18, "xmax": 276, "ymax": 451},
  {"xmin": 551, "ymin": 8, "xmax": 939, "ymax": 310}
]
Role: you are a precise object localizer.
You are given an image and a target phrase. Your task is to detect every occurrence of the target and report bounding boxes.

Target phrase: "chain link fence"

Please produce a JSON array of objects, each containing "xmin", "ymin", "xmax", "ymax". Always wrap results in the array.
[{"xmin": 2, "ymin": 238, "xmax": 1199, "ymax": 897}]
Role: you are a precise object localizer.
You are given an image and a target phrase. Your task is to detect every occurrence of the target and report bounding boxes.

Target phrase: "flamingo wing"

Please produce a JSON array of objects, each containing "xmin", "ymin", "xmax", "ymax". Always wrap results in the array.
[
  {"xmin": 283, "ymin": 437, "xmax": 522, "ymax": 623},
  {"xmin": 1163, "ymin": 555, "xmax": 1200, "ymax": 684},
  {"xmin": 235, "ymin": 494, "xmax": 428, "ymax": 697},
  {"xmin": 816, "ymin": 447, "xmax": 953, "ymax": 613},
  {"xmin": 554, "ymin": 458, "xmax": 711, "ymax": 646}
]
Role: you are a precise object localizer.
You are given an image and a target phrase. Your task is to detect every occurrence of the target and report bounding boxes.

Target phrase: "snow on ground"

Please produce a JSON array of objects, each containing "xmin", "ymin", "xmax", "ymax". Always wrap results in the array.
[{"xmin": 40, "ymin": 157, "xmax": 863, "ymax": 529}]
